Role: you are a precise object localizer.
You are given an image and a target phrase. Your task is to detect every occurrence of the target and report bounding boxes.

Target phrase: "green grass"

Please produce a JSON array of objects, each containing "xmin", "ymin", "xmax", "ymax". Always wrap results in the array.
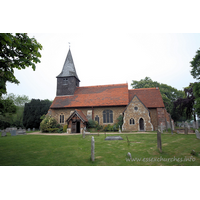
[{"xmin": 0, "ymin": 132, "xmax": 200, "ymax": 166}]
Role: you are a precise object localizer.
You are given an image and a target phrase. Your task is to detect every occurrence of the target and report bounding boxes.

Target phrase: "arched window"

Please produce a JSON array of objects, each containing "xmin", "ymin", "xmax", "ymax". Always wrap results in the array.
[
  {"xmin": 103, "ymin": 110, "xmax": 113, "ymax": 123},
  {"xmin": 130, "ymin": 118, "xmax": 135, "ymax": 125},
  {"xmin": 60, "ymin": 113, "xmax": 64, "ymax": 123}
]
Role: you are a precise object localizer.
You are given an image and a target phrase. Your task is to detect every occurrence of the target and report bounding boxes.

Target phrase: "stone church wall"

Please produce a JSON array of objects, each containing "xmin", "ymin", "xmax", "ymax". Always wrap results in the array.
[
  {"xmin": 122, "ymin": 96, "xmax": 153, "ymax": 131},
  {"xmin": 149, "ymin": 108, "xmax": 158, "ymax": 131},
  {"xmin": 48, "ymin": 106, "xmax": 126, "ymax": 126}
]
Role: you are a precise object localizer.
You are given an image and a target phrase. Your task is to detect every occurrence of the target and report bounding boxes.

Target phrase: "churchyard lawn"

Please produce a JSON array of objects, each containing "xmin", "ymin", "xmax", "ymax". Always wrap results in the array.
[{"xmin": 0, "ymin": 132, "xmax": 200, "ymax": 166}]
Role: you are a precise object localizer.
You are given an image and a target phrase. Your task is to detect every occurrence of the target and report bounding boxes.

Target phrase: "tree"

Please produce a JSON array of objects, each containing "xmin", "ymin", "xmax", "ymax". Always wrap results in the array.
[
  {"xmin": 0, "ymin": 33, "xmax": 42, "ymax": 96},
  {"xmin": 0, "ymin": 96, "xmax": 16, "ymax": 116},
  {"xmin": 131, "ymin": 77, "xmax": 185, "ymax": 117},
  {"xmin": 190, "ymin": 48, "xmax": 200, "ymax": 80},
  {"xmin": 173, "ymin": 83, "xmax": 195, "ymax": 121},
  {"xmin": 23, "ymin": 99, "xmax": 52, "ymax": 129},
  {"xmin": 190, "ymin": 47, "xmax": 200, "ymax": 117},
  {"xmin": 0, "ymin": 93, "xmax": 30, "ymax": 128}
]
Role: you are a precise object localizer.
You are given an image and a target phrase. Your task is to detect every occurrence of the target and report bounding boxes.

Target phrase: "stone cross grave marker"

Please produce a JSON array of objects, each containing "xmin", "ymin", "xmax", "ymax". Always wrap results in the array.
[
  {"xmin": 195, "ymin": 130, "xmax": 200, "ymax": 139},
  {"xmin": 91, "ymin": 136, "xmax": 95, "ymax": 162},
  {"xmin": 157, "ymin": 129, "xmax": 162, "ymax": 153},
  {"xmin": 1, "ymin": 130, "xmax": 7, "ymax": 137},
  {"xmin": 11, "ymin": 130, "xmax": 17, "ymax": 136}
]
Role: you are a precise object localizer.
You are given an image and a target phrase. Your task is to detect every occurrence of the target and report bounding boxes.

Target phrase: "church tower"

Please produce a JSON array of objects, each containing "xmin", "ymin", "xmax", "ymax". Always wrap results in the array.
[{"xmin": 56, "ymin": 49, "xmax": 80, "ymax": 96}]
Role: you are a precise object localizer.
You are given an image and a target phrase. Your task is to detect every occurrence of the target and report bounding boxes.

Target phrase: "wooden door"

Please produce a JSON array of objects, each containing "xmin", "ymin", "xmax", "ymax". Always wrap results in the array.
[
  {"xmin": 139, "ymin": 118, "xmax": 144, "ymax": 131},
  {"xmin": 72, "ymin": 122, "xmax": 76, "ymax": 133}
]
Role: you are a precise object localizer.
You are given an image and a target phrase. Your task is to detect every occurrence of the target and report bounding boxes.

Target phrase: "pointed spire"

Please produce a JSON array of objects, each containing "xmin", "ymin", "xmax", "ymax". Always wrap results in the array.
[{"xmin": 57, "ymin": 48, "xmax": 80, "ymax": 81}]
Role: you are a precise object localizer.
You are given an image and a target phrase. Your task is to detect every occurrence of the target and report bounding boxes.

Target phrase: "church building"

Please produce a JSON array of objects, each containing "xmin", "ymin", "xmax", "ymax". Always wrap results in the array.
[{"xmin": 48, "ymin": 48, "xmax": 172, "ymax": 133}]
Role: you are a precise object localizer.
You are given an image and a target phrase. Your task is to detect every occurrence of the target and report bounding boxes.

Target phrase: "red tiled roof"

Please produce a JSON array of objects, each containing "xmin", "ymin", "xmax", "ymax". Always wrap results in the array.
[
  {"xmin": 50, "ymin": 83, "xmax": 129, "ymax": 108},
  {"xmin": 128, "ymin": 88, "xmax": 165, "ymax": 108}
]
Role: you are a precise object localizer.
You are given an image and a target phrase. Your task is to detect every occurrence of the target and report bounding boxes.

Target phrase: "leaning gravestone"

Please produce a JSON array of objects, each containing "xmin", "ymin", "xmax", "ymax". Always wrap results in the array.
[
  {"xmin": 105, "ymin": 136, "xmax": 123, "ymax": 140},
  {"xmin": 195, "ymin": 130, "xmax": 200, "ymax": 139},
  {"xmin": 1, "ymin": 130, "xmax": 7, "ymax": 137},
  {"xmin": 157, "ymin": 130, "xmax": 162, "ymax": 153},
  {"xmin": 10, "ymin": 130, "xmax": 17, "ymax": 136},
  {"xmin": 127, "ymin": 152, "xmax": 132, "ymax": 159},
  {"xmin": 91, "ymin": 136, "xmax": 95, "ymax": 162}
]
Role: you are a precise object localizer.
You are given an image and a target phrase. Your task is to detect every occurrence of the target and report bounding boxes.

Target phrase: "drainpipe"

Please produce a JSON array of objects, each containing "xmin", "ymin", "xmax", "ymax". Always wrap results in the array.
[{"xmin": 92, "ymin": 106, "xmax": 94, "ymax": 120}]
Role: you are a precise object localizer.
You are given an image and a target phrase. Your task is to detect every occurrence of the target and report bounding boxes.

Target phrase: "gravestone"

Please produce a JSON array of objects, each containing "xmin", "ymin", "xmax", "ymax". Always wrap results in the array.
[
  {"xmin": 91, "ymin": 136, "xmax": 95, "ymax": 162},
  {"xmin": 28, "ymin": 128, "xmax": 30, "ymax": 132},
  {"xmin": 195, "ymin": 130, "xmax": 200, "ymax": 139},
  {"xmin": 127, "ymin": 152, "xmax": 132, "ymax": 159},
  {"xmin": 193, "ymin": 121, "xmax": 196, "ymax": 129},
  {"xmin": 196, "ymin": 121, "xmax": 199, "ymax": 129},
  {"xmin": 1, "ymin": 130, "xmax": 7, "ymax": 137},
  {"xmin": 160, "ymin": 123, "xmax": 163, "ymax": 133},
  {"xmin": 10, "ymin": 130, "xmax": 17, "ymax": 136},
  {"xmin": 105, "ymin": 136, "xmax": 123, "ymax": 140},
  {"xmin": 167, "ymin": 122, "xmax": 171, "ymax": 129},
  {"xmin": 157, "ymin": 130, "xmax": 162, "ymax": 153},
  {"xmin": 33, "ymin": 128, "xmax": 35, "ymax": 131},
  {"xmin": 184, "ymin": 127, "xmax": 188, "ymax": 135},
  {"xmin": 83, "ymin": 127, "xmax": 85, "ymax": 138},
  {"xmin": 17, "ymin": 128, "xmax": 26, "ymax": 135}
]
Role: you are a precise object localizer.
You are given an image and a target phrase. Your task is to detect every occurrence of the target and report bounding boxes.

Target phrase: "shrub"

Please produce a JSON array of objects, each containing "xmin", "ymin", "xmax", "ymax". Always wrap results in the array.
[
  {"xmin": 47, "ymin": 128, "xmax": 59, "ymax": 133},
  {"xmin": 88, "ymin": 119, "xmax": 97, "ymax": 128},
  {"xmin": 40, "ymin": 115, "xmax": 62, "ymax": 133},
  {"xmin": 63, "ymin": 124, "xmax": 68, "ymax": 132},
  {"xmin": 117, "ymin": 115, "xmax": 123, "ymax": 129}
]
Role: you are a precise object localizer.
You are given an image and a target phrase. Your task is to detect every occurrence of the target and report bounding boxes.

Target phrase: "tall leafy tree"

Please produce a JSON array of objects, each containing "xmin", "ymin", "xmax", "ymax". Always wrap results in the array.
[
  {"xmin": 193, "ymin": 82, "xmax": 200, "ymax": 116},
  {"xmin": 190, "ymin": 48, "xmax": 200, "ymax": 80},
  {"xmin": 173, "ymin": 84, "xmax": 195, "ymax": 121},
  {"xmin": 0, "ymin": 93, "xmax": 30, "ymax": 128},
  {"xmin": 23, "ymin": 99, "xmax": 52, "ymax": 129},
  {"xmin": 190, "ymin": 47, "xmax": 200, "ymax": 117},
  {"xmin": 0, "ymin": 33, "xmax": 42, "ymax": 96}
]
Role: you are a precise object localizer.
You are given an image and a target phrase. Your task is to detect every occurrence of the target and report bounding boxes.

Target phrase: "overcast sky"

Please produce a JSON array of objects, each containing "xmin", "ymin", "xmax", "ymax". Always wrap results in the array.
[{"xmin": 5, "ymin": 33, "xmax": 200, "ymax": 100}]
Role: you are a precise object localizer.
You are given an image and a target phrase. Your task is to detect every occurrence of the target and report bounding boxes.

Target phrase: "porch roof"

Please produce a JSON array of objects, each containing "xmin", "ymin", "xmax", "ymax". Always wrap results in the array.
[{"xmin": 66, "ymin": 109, "xmax": 88, "ymax": 123}]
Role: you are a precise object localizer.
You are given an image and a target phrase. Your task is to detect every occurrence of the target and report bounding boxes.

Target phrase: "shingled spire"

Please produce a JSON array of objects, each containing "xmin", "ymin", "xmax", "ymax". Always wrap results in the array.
[
  {"xmin": 57, "ymin": 49, "xmax": 80, "ymax": 81},
  {"xmin": 56, "ymin": 48, "xmax": 80, "ymax": 96}
]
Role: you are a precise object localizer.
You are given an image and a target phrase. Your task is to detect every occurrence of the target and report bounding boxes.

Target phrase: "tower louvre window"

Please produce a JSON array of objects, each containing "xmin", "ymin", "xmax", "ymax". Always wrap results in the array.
[{"xmin": 63, "ymin": 78, "xmax": 68, "ymax": 85}]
